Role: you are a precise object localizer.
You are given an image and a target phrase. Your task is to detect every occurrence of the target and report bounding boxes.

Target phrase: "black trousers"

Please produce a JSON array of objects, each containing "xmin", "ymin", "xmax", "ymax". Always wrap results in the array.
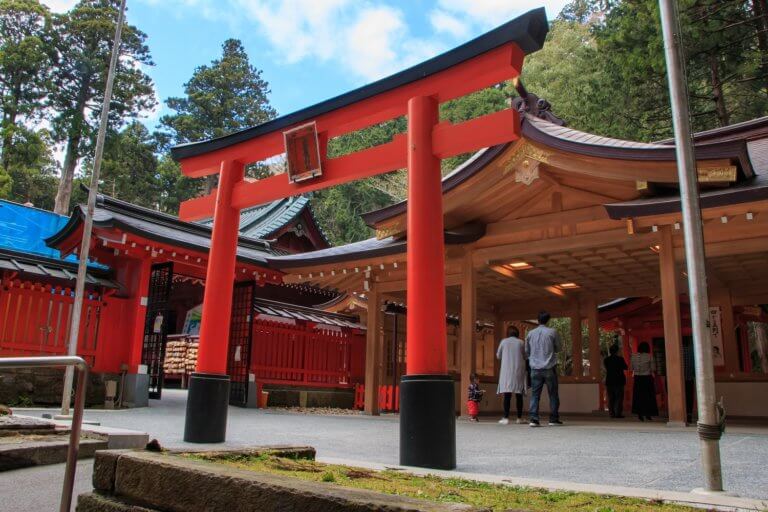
[
  {"xmin": 606, "ymin": 383, "xmax": 625, "ymax": 417},
  {"xmin": 503, "ymin": 392, "xmax": 523, "ymax": 419}
]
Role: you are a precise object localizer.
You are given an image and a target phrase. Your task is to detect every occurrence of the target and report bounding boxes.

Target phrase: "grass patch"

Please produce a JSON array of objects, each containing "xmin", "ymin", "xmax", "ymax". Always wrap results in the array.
[{"xmin": 186, "ymin": 454, "xmax": 703, "ymax": 512}]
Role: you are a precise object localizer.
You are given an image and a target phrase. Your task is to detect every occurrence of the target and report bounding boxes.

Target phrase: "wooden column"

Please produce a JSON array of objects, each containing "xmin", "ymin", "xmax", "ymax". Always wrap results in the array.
[
  {"xmin": 460, "ymin": 250, "xmax": 477, "ymax": 417},
  {"xmin": 364, "ymin": 280, "xmax": 382, "ymax": 415},
  {"xmin": 587, "ymin": 300, "xmax": 600, "ymax": 380},
  {"xmin": 713, "ymin": 289, "xmax": 738, "ymax": 374},
  {"xmin": 570, "ymin": 302, "xmax": 583, "ymax": 378},
  {"xmin": 659, "ymin": 225, "xmax": 686, "ymax": 425},
  {"xmin": 127, "ymin": 257, "xmax": 153, "ymax": 372}
]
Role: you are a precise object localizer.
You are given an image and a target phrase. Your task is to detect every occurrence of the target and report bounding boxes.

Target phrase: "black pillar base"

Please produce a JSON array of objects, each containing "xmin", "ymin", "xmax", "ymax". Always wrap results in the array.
[
  {"xmin": 399, "ymin": 374, "xmax": 456, "ymax": 470},
  {"xmin": 183, "ymin": 373, "xmax": 230, "ymax": 443}
]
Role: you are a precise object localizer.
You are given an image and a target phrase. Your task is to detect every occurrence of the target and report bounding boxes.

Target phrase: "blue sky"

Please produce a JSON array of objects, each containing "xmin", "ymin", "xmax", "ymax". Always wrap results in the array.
[{"xmin": 46, "ymin": 0, "xmax": 570, "ymax": 132}]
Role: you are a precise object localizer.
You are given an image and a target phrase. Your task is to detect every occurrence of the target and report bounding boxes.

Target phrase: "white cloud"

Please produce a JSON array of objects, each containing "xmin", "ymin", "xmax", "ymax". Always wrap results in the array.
[
  {"xmin": 44, "ymin": 0, "xmax": 77, "ymax": 13},
  {"xmin": 436, "ymin": 0, "xmax": 571, "ymax": 27},
  {"xmin": 430, "ymin": 9, "xmax": 469, "ymax": 38},
  {"xmin": 228, "ymin": 0, "xmax": 444, "ymax": 81}
]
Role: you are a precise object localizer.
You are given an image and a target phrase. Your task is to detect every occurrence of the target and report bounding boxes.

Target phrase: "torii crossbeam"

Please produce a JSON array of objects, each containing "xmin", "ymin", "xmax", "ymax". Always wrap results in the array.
[{"xmin": 172, "ymin": 8, "xmax": 548, "ymax": 470}]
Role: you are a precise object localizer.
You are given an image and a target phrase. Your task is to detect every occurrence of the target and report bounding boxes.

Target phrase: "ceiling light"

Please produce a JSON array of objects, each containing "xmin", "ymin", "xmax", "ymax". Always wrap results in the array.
[
  {"xmin": 556, "ymin": 282, "xmax": 579, "ymax": 289},
  {"xmin": 503, "ymin": 261, "xmax": 532, "ymax": 271}
]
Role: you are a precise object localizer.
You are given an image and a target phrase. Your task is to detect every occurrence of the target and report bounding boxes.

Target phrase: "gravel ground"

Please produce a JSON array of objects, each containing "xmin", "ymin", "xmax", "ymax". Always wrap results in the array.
[{"xmin": 11, "ymin": 388, "xmax": 768, "ymax": 509}]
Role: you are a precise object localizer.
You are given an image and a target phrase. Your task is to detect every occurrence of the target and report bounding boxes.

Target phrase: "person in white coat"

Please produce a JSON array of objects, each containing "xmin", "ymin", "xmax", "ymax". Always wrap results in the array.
[{"xmin": 497, "ymin": 325, "xmax": 528, "ymax": 424}]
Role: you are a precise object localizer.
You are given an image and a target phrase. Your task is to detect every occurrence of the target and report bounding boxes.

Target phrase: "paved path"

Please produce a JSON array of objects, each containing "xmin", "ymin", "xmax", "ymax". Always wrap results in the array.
[{"xmin": 13, "ymin": 389, "xmax": 768, "ymax": 508}]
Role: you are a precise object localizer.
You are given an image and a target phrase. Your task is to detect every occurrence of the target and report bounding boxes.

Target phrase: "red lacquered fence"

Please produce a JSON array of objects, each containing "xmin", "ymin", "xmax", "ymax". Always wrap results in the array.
[
  {"xmin": 354, "ymin": 384, "xmax": 400, "ymax": 412},
  {"xmin": 0, "ymin": 278, "xmax": 130, "ymax": 373},
  {"xmin": 250, "ymin": 317, "xmax": 366, "ymax": 389},
  {"xmin": 0, "ymin": 279, "xmax": 101, "ymax": 368}
]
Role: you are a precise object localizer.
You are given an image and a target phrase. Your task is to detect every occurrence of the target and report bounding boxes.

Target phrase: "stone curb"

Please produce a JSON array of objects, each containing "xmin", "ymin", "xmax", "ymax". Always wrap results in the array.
[
  {"xmin": 0, "ymin": 437, "xmax": 107, "ymax": 471},
  {"xmin": 13, "ymin": 414, "xmax": 149, "ymax": 449},
  {"xmin": 86, "ymin": 448, "xmax": 489, "ymax": 512},
  {"xmin": 318, "ymin": 456, "xmax": 768, "ymax": 512}
]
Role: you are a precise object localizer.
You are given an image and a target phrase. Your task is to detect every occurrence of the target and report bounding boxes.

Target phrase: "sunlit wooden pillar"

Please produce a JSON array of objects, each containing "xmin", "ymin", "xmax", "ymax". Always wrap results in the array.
[
  {"xmin": 659, "ymin": 225, "xmax": 686, "ymax": 425},
  {"xmin": 460, "ymin": 249, "xmax": 477, "ymax": 417},
  {"xmin": 571, "ymin": 302, "xmax": 583, "ymax": 378},
  {"xmin": 364, "ymin": 280, "xmax": 382, "ymax": 415},
  {"xmin": 713, "ymin": 288, "xmax": 738, "ymax": 373},
  {"xmin": 587, "ymin": 300, "xmax": 601, "ymax": 380}
]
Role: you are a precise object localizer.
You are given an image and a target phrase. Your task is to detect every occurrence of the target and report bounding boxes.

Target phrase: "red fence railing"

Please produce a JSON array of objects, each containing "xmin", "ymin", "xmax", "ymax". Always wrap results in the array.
[
  {"xmin": 250, "ymin": 318, "xmax": 365, "ymax": 389},
  {"xmin": 353, "ymin": 384, "xmax": 400, "ymax": 412}
]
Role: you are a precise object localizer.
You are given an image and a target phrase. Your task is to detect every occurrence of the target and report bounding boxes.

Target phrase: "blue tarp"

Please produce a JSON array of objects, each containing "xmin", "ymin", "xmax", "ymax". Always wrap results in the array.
[{"xmin": 0, "ymin": 200, "xmax": 106, "ymax": 269}]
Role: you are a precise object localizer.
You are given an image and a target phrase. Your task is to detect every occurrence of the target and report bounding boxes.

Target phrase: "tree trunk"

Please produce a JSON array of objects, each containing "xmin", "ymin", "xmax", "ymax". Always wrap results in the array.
[
  {"xmin": 753, "ymin": 0, "xmax": 768, "ymax": 96},
  {"xmin": 708, "ymin": 52, "xmax": 730, "ymax": 126},
  {"xmin": 54, "ymin": 76, "xmax": 91, "ymax": 215},
  {"xmin": 54, "ymin": 132, "xmax": 82, "ymax": 214}
]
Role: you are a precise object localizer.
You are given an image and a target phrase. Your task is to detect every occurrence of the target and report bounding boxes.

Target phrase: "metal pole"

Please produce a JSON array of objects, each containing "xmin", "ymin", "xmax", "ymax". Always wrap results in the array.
[
  {"xmin": 0, "ymin": 356, "xmax": 89, "ymax": 512},
  {"xmin": 658, "ymin": 0, "xmax": 723, "ymax": 492},
  {"xmin": 59, "ymin": 0, "xmax": 127, "ymax": 416}
]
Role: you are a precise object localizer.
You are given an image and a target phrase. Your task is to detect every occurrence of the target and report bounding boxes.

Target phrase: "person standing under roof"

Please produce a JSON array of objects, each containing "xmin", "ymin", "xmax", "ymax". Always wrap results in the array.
[
  {"xmin": 525, "ymin": 311, "xmax": 563, "ymax": 427},
  {"xmin": 497, "ymin": 325, "xmax": 528, "ymax": 425},
  {"xmin": 604, "ymin": 344, "xmax": 628, "ymax": 418},
  {"xmin": 631, "ymin": 342, "xmax": 659, "ymax": 421}
]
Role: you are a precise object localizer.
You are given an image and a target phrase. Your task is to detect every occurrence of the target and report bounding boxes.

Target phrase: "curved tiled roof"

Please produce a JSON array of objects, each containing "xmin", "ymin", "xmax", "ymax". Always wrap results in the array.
[
  {"xmin": 47, "ymin": 193, "xmax": 279, "ymax": 266},
  {"xmin": 267, "ymin": 223, "xmax": 485, "ymax": 269},
  {"xmin": 200, "ymin": 195, "xmax": 329, "ymax": 244},
  {"xmin": 361, "ymin": 113, "xmax": 756, "ymax": 228}
]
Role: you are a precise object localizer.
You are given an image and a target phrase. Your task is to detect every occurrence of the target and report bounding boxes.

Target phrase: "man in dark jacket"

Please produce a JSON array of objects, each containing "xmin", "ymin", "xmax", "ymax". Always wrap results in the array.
[{"xmin": 604, "ymin": 344, "xmax": 628, "ymax": 418}]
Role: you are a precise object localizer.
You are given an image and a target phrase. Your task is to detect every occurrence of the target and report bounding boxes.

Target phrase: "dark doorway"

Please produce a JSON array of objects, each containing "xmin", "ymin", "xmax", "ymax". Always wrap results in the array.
[
  {"xmin": 142, "ymin": 262, "xmax": 173, "ymax": 399},
  {"xmin": 227, "ymin": 281, "xmax": 255, "ymax": 406}
]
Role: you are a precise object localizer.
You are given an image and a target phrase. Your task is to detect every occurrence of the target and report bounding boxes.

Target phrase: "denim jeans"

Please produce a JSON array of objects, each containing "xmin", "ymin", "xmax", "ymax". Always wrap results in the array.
[{"xmin": 529, "ymin": 367, "xmax": 559, "ymax": 422}]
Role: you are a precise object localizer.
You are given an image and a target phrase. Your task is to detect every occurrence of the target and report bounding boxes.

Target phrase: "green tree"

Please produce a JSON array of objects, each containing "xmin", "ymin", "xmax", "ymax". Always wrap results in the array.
[
  {"xmin": 315, "ymin": 87, "xmax": 509, "ymax": 244},
  {"xmin": 550, "ymin": 0, "xmax": 768, "ymax": 141},
  {"xmin": 0, "ymin": 0, "xmax": 54, "ymax": 190},
  {"xmin": 156, "ymin": 154, "xmax": 200, "ymax": 215},
  {"xmin": 160, "ymin": 38, "xmax": 276, "ymax": 190},
  {"xmin": 80, "ymin": 121, "xmax": 159, "ymax": 207},
  {"xmin": 5, "ymin": 126, "xmax": 58, "ymax": 208},
  {"xmin": 51, "ymin": 0, "xmax": 155, "ymax": 214}
]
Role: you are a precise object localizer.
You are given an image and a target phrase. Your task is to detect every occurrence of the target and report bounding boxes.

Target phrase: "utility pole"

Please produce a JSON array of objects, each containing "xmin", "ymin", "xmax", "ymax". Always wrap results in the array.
[
  {"xmin": 658, "ymin": 0, "xmax": 724, "ymax": 492},
  {"xmin": 59, "ymin": 0, "xmax": 128, "ymax": 417}
]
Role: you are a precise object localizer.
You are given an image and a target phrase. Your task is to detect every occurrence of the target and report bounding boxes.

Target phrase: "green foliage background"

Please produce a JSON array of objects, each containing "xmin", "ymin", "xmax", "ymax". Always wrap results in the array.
[{"xmin": 0, "ymin": 0, "xmax": 765, "ymax": 245}]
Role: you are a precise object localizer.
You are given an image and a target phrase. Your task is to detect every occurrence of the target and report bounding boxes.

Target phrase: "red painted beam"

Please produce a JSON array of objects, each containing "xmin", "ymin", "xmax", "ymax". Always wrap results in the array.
[
  {"xmin": 179, "ymin": 109, "xmax": 522, "ymax": 220},
  {"xmin": 178, "ymin": 43, "xmax": 524, "ymax": 178},
  {"xmin": 432, "ymin": 108, "xmax": 520, "ymax": 159},
  {"xmin": 180, "ymin": 134, "xmax": 408, "ymax": 220}
]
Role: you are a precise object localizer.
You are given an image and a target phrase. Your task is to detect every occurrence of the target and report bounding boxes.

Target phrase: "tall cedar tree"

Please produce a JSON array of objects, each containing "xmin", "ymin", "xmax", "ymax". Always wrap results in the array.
[
  {"xmin": 0, "ymin": 0, "xmax": 54, "ymax": 196},
  {"xmin": 81, "ymin": 121, "xmax": 159, "ymax": 207},
  {"xmin": 51, "ymin": 0, "xmax": 155, "ymax": 214},
  {"xmin": 160, "ymin": 38, "xmax": 276, "ymax": 198}
]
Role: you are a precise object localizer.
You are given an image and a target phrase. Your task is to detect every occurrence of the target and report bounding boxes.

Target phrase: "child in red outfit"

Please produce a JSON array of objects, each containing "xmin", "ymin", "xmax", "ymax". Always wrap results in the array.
[{"xmin": 467, "ymin": 373, "xmax": 484, "ymax": 421}]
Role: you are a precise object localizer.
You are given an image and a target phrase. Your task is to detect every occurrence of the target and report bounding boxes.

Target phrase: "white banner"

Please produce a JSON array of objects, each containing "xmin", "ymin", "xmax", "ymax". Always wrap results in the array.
[{"xmin": 709, "ymin": 306, "xmax": 725, "ymax": 366}]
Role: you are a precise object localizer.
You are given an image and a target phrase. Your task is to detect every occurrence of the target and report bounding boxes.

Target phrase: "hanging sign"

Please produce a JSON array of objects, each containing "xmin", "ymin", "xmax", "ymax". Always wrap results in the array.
[
  {"xmin": 709, "ymin": 307, "xmax": 725, "ymax": 366},
  {"xmin": 284, "ymin": 121, "xmax": 322, "ymax": 183},
  {"xmin": 153, "ymin": 312, "xmax": 164, "ymax": 334}
]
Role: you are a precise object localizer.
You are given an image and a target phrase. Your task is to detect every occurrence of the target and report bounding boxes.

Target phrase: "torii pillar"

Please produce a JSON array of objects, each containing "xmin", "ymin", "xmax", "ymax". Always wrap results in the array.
[
  {"xmin": 400, "ymin": 95, "xmax": 454, "ymax": 469},
  {"xmin": 183, "ymin": 160, "xmax": 243, "ymax": 442}
]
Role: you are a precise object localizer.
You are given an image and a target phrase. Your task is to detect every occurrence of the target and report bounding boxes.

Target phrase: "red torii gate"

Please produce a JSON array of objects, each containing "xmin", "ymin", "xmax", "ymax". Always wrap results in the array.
[{"xmin": 172, "ymin": 8, "xmax": 547, "ymax": 469}]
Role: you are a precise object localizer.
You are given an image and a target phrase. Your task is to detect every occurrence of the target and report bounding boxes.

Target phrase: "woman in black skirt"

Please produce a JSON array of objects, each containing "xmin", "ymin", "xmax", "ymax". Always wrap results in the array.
[{"xmin": 631, "ymin": 342, "xmax": 659, "ymax": 421}]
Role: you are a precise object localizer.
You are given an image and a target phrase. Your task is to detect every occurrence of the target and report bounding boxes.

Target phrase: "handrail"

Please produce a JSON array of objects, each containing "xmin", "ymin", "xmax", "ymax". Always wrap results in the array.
[{"xmin": 0, "ymin": 356, "xmax": 89, "ymax": 512}]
